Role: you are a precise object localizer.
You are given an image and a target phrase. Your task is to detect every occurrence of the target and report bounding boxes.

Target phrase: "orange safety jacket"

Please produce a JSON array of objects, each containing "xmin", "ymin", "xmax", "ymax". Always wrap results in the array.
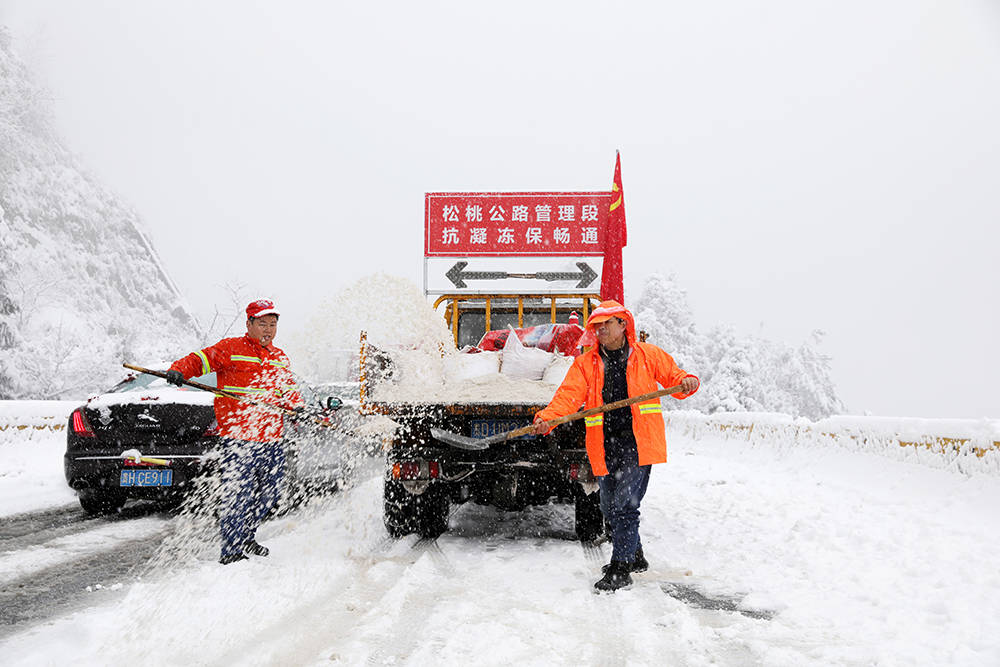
[
  {"xmin": 535, "ymin": 304, "xmax": 698, "ymax": 476},
  {"xmin": 170, "ymin": 334, "xmax": 303, "ymax": 443}
]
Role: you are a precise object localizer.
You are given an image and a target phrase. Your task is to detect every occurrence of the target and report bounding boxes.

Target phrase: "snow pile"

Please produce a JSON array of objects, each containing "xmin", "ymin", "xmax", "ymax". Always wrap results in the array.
[
  {"xmin": 0, "ymin": 31, "xmax": 200, "ymax": 401},
  {"xmin": 633, "ymin": 273, "xmax": 843, "ymax": 418},
  {"xmin": 369, "ymin": 326, "xmax": 578, "ymax": 405},
  {"xmin": 370, "ymin": 354, "xmax": 569, "ymax": 405},
  {"xmin": 287, "ymin": 273, "xmax": 453, "ymax": 384},
  {"xmin": 289, "ymin": 275, "xmax": 571, "ymax": 405}
]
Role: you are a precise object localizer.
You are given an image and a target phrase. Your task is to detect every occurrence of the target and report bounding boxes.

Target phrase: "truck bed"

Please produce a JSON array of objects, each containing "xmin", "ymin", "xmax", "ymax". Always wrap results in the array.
[{"xmin": 367, "ymin": 399, "xmax": 547, "ymax": 420}]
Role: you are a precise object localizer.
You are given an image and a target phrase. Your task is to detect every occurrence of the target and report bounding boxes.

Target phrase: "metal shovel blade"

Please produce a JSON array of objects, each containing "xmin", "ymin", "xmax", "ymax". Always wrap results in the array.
[{"xmin": 429, "ymin": 427, "xmax": 499, "ymax": 450}]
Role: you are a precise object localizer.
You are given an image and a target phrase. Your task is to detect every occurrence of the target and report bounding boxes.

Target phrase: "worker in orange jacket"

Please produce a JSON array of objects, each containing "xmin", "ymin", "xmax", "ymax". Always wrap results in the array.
[
  {"xmin": 167, "ymin": 299, "xmax": 304, "ymax": 564},
  {"xmin": 534, "ymin": 300, "xmax": 699, "ymax": 591}
]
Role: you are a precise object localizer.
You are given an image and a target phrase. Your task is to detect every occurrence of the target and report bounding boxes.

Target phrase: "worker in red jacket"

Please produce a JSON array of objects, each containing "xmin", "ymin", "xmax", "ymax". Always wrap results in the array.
[
  {"xmin": 534, "ymin": 300, "xmax": 699, "ymax": 591},
  {"xmin": 167, "ymin": 299, "xmax": 303, "ymax": 564}
]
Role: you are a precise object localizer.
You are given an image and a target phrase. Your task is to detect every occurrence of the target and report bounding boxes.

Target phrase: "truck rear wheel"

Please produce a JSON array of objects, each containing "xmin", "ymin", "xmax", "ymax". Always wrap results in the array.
[
  {"xmin": 384, "ymin": 480, "xmax": 450, "ymax": 538},
  {"xmin": 384, "ymin": 479, "xmax": 414, "ymax": 537},
  {"xmin": 415, "ymin": 486, "xmax": 449, "ymax": 538},
  {"xmin": 574, "ymin": 490, "xmax": 604, "ymax": 542}
]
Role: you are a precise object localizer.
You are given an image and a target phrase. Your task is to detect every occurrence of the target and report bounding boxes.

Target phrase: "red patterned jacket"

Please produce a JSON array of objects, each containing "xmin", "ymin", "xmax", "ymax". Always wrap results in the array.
[{"xmin": 170, "ymin": 335, "xmax": 303, "ymax": 442}]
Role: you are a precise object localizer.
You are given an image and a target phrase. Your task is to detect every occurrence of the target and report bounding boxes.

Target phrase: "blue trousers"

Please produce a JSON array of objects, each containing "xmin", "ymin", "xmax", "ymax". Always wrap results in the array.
[
  {"xmin": 217, "ymin": 439, "xmax": 285, "ymax": 557},
  {"xmin": 598, "ymin": 461, "xmax": 652, "ymax": 564}
]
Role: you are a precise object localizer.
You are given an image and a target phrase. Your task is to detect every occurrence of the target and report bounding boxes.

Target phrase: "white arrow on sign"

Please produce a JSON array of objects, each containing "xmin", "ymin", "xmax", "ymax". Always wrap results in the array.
[{"xmin": 424, "ymin": 257, "xmax": 605, "ymax": 295}]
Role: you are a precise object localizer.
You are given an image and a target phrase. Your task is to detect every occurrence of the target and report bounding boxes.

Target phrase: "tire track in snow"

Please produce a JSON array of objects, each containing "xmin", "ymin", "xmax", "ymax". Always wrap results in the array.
[
  {"xmin": 0, "ymin": 502, "xmax": 174, "ymax": 638},
  {"xmin": 0, "ymin": 504, "xmax": 90, "ymax": 545},
  {"xmin": 581, "ymin": 540, "xmax": 629, "ymax": 667},
  {"xmin": 0, "ymin": 525, "xmax": 168, "ymax": 639},
  {"xmin": 0, "ymin": 501, "xmax": 169, "ymax": 553},
  {"xmin": 207, "ymin": 536, "xmax": 452, "ymax": 666},
  {"xmin": 360, "ymin": 538, "xmax": 457, "ymax": 665}
]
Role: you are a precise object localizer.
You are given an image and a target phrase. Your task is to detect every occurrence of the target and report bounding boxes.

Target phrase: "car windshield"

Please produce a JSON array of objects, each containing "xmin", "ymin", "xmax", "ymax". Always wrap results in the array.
[{"xmin": 107, "ymin": 372, "xmax": 218, "ymax": 393}]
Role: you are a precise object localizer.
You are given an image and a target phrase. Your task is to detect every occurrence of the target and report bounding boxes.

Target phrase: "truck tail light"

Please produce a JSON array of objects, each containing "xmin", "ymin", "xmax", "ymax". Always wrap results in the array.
[
  {"xmin": 392, "ymin": 460, "xmax": 440, "ymax": 480},
  {"xmin": 71, "ymin": 409, "xmax": 95, "ymax": 437}
]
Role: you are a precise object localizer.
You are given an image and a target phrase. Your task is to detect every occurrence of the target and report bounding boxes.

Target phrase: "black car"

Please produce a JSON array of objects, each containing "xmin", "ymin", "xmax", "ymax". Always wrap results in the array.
[{"xmin": 65, "ymin": 368, "xmax": 346, "ymax": 515}]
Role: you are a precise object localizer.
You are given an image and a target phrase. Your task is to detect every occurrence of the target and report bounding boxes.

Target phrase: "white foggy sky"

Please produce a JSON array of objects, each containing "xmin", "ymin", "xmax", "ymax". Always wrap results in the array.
[{"xmin": 3, "ymin": 1, "xmax": 998, "ymax": 419}]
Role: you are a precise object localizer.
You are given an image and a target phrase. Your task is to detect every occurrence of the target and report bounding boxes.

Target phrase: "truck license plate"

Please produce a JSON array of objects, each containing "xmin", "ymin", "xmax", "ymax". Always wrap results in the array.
[
  {"xmin": 120, "ymin": 469, "xmax": 173, "ymax": 487},
  {"xmin": 469, "ymin": 419, "xmax": 534, "ymax": 439}
]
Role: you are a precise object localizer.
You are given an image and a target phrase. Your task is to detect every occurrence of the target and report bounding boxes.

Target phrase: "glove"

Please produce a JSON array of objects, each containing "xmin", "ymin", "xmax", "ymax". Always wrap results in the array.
[{"xmin": 165, "ymin": 370, "xmax": 185, "ymax": 386}]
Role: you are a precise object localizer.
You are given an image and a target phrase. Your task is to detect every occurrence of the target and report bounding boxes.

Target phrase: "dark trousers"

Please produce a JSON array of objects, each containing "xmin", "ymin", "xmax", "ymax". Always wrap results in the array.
[
  {"xmin": 217, "ymin": 439, "xmax": 285, "ymax": 557},
  {"xmin": 598, "ymin": 461, "xmax": 652, "ymax": 564}
]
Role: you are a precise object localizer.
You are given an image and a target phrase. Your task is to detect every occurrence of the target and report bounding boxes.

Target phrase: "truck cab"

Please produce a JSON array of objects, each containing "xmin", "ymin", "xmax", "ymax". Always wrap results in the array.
[{"xmin": 434, "ymin": 293, "xmax": 601, "ymax": 348}]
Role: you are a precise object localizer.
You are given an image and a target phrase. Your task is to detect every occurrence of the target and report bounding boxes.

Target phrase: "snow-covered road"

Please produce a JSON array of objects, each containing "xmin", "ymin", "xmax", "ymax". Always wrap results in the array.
[{"xmin": 2, "ymin": 423, "xmax": 998, "ymax": 666}]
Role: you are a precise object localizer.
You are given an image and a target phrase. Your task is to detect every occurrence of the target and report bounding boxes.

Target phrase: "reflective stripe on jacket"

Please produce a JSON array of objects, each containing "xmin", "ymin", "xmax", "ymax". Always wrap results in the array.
[
  {"xmin": 170, "ymin": 334, "xmax": 303, "ymax": 442},
  {"xmin": 535, "ymin": 301, "xmax": 698, "ymax": 476}
]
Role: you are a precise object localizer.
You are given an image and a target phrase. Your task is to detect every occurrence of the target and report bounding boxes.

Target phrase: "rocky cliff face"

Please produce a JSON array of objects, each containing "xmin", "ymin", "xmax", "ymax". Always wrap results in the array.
[{"xmin": 0, "ymin": 27, "xmax": 199, "ymax": 399}]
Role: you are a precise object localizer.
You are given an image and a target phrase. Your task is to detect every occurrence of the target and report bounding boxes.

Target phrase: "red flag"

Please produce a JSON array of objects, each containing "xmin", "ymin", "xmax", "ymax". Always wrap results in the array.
[{"xmin": 600, "ymin": 151, "xmax": 627, "ymax": 303}]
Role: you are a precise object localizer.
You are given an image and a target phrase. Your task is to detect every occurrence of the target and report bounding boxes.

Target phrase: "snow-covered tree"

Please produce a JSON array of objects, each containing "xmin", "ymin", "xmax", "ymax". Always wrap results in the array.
[
  {"xmin": 784, "ymin": 330, "xmax": 844, "ymax": 418},
  {"xmin": 631, "ymin": 273, "xmax": 843, "ymax": 417},
  {"xmin": 0, "ymin": 210, "xmax": 18, "ymax": 399},
  {"xmin": 633, "ymin": 272, "xmax": 707, "ymax": 373}
]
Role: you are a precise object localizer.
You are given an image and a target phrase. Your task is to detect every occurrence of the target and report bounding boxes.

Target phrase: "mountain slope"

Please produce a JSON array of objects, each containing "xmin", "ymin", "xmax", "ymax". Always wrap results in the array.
[{"xmin": 0, "ymin": 28, "xmax": 199, "ymax": 399}]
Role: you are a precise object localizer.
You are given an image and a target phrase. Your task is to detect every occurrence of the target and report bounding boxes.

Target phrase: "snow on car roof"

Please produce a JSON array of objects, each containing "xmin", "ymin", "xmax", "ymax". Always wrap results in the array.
[{"xmin": 87, "ymin": 369, "xmax": 217, "ymax": 408}]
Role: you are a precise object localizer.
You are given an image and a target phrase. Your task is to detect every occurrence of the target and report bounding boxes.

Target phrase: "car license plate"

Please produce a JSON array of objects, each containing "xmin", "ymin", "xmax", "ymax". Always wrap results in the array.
[
  {"xmin": 120, "ymin": 469, "xmax": 173, "ymax": 487},
  {"xmin": 469, "ymin": 419, "xmax": 534, "ymax": 440}
]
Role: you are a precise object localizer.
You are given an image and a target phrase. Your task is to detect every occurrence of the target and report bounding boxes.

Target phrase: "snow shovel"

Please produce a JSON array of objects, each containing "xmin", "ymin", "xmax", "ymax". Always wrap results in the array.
[{"xmin": 429, "ymin": 383, "xmax": 686, "ymax": 451}]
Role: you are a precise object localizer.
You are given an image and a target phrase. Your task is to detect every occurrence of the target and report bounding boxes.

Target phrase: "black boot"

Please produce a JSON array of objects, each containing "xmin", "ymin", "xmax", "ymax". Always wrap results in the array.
[
  {"xmin": 594, "ymin": 561, "xmax": 633, "ymax": 592},
  {"xmin": 244, "ymin": 540, "xmax": 269, "ymax": 557},
  {"xmin": 602, "ymin": 547, "xmax": 649, "ymax": 574},
  {"xmin": 631, "ymin": 547, "xmax": 649, "ymax": 573},
  {"xmin": 219, "ymin": 553, "xmax": 249, "ymax": 565}
]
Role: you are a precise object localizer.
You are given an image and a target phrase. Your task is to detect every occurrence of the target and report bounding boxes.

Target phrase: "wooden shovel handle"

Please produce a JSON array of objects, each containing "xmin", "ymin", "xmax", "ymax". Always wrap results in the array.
[
  {"xmin": 122, "ymin": 363, "xmax": 297, "ymax": 417},
  {"xmin": 503, "ymin": 384, "xmax": 686, "ymax": 440}
]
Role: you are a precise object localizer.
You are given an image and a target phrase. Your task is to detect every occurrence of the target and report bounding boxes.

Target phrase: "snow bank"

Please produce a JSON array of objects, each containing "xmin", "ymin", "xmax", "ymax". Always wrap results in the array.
[
  {"xmin": 0, "ymin": 400, "xmax": 78, "ymax": 436},
  {"xmin": 0, "ymin": 401, "xmax": 77, "ymax": 515},
  {"xmin": 666, "ymin": 410, "xmax": 1000, "ymax": 476}
]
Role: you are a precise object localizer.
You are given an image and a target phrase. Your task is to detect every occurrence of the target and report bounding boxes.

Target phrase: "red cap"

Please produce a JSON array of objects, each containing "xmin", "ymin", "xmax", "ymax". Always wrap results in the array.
[{"xmin": 246, "ymin": 299, "xmax": 280, "ymax": 319}]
